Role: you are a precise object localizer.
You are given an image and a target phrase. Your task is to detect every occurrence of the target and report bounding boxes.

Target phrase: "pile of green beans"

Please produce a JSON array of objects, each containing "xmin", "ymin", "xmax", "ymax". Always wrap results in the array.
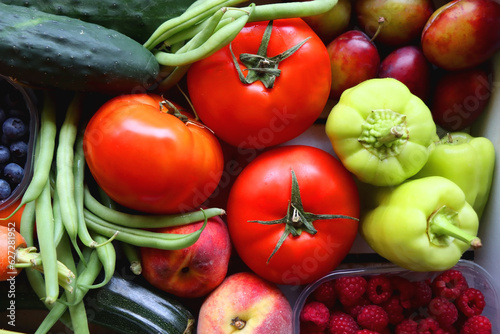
[
  {"xmin": 7, "ymin": 92, "xmax": 225, "ymax": 334},
  {"xmin": 144, "ymin": 0, "xmax": 339, "ymax": 90}
]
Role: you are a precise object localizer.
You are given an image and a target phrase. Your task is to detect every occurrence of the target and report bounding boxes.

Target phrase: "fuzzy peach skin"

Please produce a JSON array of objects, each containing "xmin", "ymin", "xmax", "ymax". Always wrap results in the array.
[{"xmin": 197, "ymin": 272, "xmax": 293, "ymax": 334}]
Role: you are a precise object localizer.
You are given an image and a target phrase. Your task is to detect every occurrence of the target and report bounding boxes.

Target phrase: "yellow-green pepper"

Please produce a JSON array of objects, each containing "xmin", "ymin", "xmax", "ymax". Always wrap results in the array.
[
  {"xmin": 326, "ymin": 78, "xmax": 437, "ymax": 186},
  {"xmin": 413, "ymin": 132, "xmax": 495, "ymax": 219},
  {"xmin": 361, "ymin": 176, "xmax": 481, "ymax": 272}
]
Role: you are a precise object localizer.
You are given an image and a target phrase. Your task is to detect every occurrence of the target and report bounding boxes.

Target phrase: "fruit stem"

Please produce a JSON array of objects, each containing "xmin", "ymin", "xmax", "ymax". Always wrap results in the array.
[
  {"xmin": 231, "ymin": 317, "xmax": 246, "ymax": 330},
  {"xmin": 370, "ymin": 17, "xmax": 385, "ymax": 42}
]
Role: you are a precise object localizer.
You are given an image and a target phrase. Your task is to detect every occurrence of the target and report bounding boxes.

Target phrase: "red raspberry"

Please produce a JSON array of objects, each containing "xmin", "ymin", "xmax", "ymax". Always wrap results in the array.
[
  {"xmin": 411, "ymin": 280, "xmax": 433, "ymax": 309},
  {"xmin": 356, "ymin": 305, "xmax": 389, "ymax": 332},
  {"xmin": 391, "ymin": 276, "xmax": 416, "ymax": 309},
  {"xmin": 395, "ymin": 319, "xmax": 418, "ymax": 334},
  {"xmin": 418, "ymin": 317, "xmax": 441, "ymax": 333},
  {"xmin": 455, "ymin": 288, "xmax": 486, "ymax": 317},
  {"xmin": 334, "ymin": 276, "xmax": 368, "ymax": 306},
  {"xmin": 312, "ymin": 280, "xmax": 337, "ymax": 309},
  {"xmin": 459, "ymin": 315, "xmax": 492, "ymax": 334},
  {"xmin": 381, "ymin": 296, "xmax": 405, "ymax": 325},
  {"xmin": 329, "ymin": 311, "xmax": 360, "ymax": 334},
  {"xmin": 343, "ymin": 296, "xmax": 370, "ymax": 318},
  {"xmin": 366, "ymin": 275, "xmax": 393, "ymax": 304},
  {"xmin": 428, "ymin": 296, "xmax": 458, "ymax": 328},
  {"xmin": 355, "ymin": 330, "xmax": 380, "ymax": 334},
  {"xmin": 431, "ymin": 270, "xmax": 468, "ymax": 301},
  {"xmin": 300, "ymin": 301, "xmax": 330, "ymax": 331}
]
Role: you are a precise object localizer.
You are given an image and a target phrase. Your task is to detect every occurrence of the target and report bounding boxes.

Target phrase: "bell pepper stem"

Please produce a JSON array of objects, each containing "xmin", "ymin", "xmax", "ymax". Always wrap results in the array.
[{"xmin": 428, "ymin": 206, "xmax": 482, "ymax": 249}]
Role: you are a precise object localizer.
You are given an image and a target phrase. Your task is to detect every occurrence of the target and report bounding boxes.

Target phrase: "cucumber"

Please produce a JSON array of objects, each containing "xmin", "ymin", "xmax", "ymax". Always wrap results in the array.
[
  {"xmin": 0, "ymin": 0, "xmax": 197, "ymax": 44},
  {"xmin": 0, "ymin": 3, "xmax": 159, "ymax": 94},
  {"xmin": 0, "ymin": 271, "xmax": 196, "ymax": 334}
]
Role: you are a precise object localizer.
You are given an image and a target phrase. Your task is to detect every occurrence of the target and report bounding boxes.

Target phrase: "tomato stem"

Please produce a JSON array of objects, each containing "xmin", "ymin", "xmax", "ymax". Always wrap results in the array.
[
  {"xmin": 249, "ymin": 169, "xmax": 358, "ymax": 263},
  {"xmin": 230, "ymin": 20, "xmax": 310, "ymax": 89}
]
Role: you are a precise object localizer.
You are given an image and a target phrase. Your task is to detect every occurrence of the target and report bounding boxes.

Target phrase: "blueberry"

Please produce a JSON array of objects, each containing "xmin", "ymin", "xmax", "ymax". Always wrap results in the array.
[
  {"xmin": 3, "ymin": 162, "xmax": 24, "ymax": 185},
  {"xmin": 0, "ymin": 179, "xmax": 11, "ymax": 200},
  {"xmin": 10, "ymin": 141, "xmax": 28, "ymax": 159},
  {"xmin": 0, "ymin": 145, "xmax": 10, "ymax": 164},
  {"xmin": 2, "ymin": 117, "xmax": 27, "ymax": 141}
]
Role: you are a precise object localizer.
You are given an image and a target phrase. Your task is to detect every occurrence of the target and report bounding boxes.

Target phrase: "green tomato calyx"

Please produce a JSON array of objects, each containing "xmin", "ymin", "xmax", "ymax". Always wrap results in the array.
[
  {"xmin": 428, "ymin": 205, "xmax": 482, "ymax": 249},
  {"xmin": 358, "ymin": 109, "xmax": 409, "ymax": 160},
  {"xmin": 249, "ymin": 169, "xmax": 358, "ymax": 264},
  {"xmin": 230, "ymin": 20, "xmax": 310, "ymax": 89}
]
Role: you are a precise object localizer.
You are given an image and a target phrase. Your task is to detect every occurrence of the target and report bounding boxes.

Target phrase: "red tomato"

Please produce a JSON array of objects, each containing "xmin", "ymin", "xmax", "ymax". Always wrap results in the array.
[
  {"xmin": 187, "ymin": 18, "xmax": 332, "ymax": 149},
  {"xmin": 83, "ymin": 94, "xmax": 224, "ymax": 214},
  {"xmin": 226, "ymin": 145, "xmax": 359, "ymax": 285}
]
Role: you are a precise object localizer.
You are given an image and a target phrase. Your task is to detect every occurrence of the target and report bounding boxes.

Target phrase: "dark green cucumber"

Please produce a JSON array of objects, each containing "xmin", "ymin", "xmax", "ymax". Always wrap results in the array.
[
  {"xmin": 0, "ymin": 271, "xmax": 196, "ymax": 334},
  {"xmin": 0, "ymin": 0, "xmax": 197, "ymax": 44},
  {"xmin": 0, "ymin": 3, "xmax": 159, "ymax": 94}
]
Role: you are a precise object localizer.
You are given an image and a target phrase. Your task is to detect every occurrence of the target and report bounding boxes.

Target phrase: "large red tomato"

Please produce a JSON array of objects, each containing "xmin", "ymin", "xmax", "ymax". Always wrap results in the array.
[
  {"xmin": 226, "ymin": 145, "xmax": 359, "ymax": 285},
  {"xmin": 83, "ymin": 94, "xmax": 224, "ymax": 214},
  {"xmin": 187, "ymin": 18, "xmax": 332, "ymax": 149}
]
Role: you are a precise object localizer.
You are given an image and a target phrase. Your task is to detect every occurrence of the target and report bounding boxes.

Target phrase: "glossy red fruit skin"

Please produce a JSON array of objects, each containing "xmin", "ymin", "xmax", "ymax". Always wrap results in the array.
[
  {"xmin": 430, "ymin": 66, "xmax": 492, "ymax": 131},
  {"xmin": 378, "ymin": 45, "xmax": 432, "ymax": 102},
  {"xmin": 327, "ymin": 30, "xmax": 380, "ymax": 100},
  {"xmin": 421, "ymin": 0, "xmax": 500, "ymax": 70}
]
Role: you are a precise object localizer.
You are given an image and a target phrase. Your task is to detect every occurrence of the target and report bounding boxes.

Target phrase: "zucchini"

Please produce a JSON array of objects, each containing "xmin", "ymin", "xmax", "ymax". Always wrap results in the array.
[
  {"xmin": 0, "ymin": 270, "xmax": 196, "ymax": 334},
  {"xmin": 0, "ymin": 0, "xmax": 198, "ymax": 44},
  {"xmin": 0, "ymin": 3, "xmax": 159, "ymax": 94}
]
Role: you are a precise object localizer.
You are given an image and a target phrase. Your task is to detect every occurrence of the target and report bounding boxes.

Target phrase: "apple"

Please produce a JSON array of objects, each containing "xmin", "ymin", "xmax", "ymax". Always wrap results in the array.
[
  {"xmin": 301, "ymin": 0, "xmax": 353, "ymax": 43},
  {"xmin": 326, "ymin": 30, "xmax": 380, "ymax": 100},
  {"xmin": 140, "ymin": 214, "xmax": 232, "ymax": 298},
  {"xmin": 378, "ymin": 45, "xmax": 432, "ymax": 102},
  {"xmin": 421, "ymin": 0, "xmax": 500, "ymax": 70},
  {"xmin": 430, "ymin": 65, "xmax": 492, "ymax": 131},
  {"xmin": 197, "ymin": 272, "xmax": 293, "ymax": 334},
  {"xmin": 355, "ymin": 0, "xmax": 434, "ymax": 46}
]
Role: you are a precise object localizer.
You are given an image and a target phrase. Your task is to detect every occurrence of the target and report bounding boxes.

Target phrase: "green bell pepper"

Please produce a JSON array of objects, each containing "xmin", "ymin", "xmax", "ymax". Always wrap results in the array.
[
  {"xmin": 326, "ymin": 78, "xmax": 437, "ymax": 186},
  {"xmin": 361, "ymin": 176, "xmax": 481, "ymax": 272},
  {"xmin": 413, "ymin": 132, "xmax": 495, "ymax": 219}
]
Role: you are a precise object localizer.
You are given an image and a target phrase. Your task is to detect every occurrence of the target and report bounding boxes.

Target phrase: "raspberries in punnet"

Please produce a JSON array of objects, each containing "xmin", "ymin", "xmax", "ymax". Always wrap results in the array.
[{"xmin": 299, "ymin": 269, "xmax": 493, "ymax": 334}]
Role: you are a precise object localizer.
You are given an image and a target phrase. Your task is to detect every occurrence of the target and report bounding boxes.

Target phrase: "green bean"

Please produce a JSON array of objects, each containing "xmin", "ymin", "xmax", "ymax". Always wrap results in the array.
[
  {"xmin": 154, "ymin": 5, "xmax": 253, "ymax": 66},
  {"xmin": 84, "ymin": 185, "xmax": 224, "ymax": 228},
  {"xmin": 120, "ymin": 242, "xmax": 142, "ymax": 275},
  {"xmin": 52, "ymin": 189, "xmax": 65, "ymax": 246},
  {"xmin": 79, "ymin": 231, "xmax": 116, "ymax": 289},
  {"xmin": 19, "ymin": 201, "xmax": 36, "ymax": 247},
  {"xmin": 84, "ymin": 209, "xmax": 208, "ymax": 250},
  {"xmin": 246, "ymin": 0, "xmax": 338, "ymax": 22},
  {"xmin": 0, "ymin": 91, "xmax": 57, "ymax": 220}
]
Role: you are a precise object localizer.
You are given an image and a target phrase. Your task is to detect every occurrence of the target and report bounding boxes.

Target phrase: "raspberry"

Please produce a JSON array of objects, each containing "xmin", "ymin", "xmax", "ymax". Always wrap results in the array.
[
  {"xmin": 300, "ymin": 301, "xmax": 330, "ymax": 331},
  {"xmin": 366, "ymin": 275, "xmax": 393, "ymax": 304},
  {"xmin": 428, "ymin": 296, "xmax": 458, "ymax": 328},
  {"xmin": 455, "ymin": 288, "xmax": 486, "ymax": 317},
  {"xmin": 431, "ymin": 270, "xmax": 468, "ymax": 301},
  {"xmin": 417, "ymin": 317, "xmax": 441, "ymax": 333},
  {"xmin": 355, "ymin": 330, "xmax": 380, "ymax": 334},
  {"xmin": 356, "ymin": 305, "xmax": 389, "ymax": 332},
  {"xmin": 395, "ymin": 319, "xmax": 418, "ymax": 334},
  {"xmin": 411, "ymin": 280, "xmax": 433, "ymax": 309},
  {"xmin": 312, "ymin": 280, "xmax": 337, "ymax": 309},
  {"xmin": 343, "ymin": 296, "xmax": 370, "ymax": 318},
  {"xmin": 381, "ymin": 296, "xmax": 405, "ymax": 325},
  {"xmin": 334, "ymin": 276, "xmax": 368, "ymax": 306},
  {"xmin": 391, "ymin": 276, "xmax": 416, "ymax": 309},
  {"xmin": 329, "ymin": 311, "xmax": 360, "ymax": 334},
  {"xmin": 459, "ymin": 315, "xmax": 492, "ymax": 334}
]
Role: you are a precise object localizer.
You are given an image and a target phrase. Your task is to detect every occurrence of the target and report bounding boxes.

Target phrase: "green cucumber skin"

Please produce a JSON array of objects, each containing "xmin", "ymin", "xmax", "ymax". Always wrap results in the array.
[
  {"xmin": 0, "ymin": 3, "xmax": 159, "ymax": 94},
  {"xmin": 0, "ymin": 0, "xmax": 197, "ymax": 43}
]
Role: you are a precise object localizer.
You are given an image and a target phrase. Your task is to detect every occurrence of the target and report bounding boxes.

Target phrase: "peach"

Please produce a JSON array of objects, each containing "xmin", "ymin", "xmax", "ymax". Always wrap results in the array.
[
  {"xmin": 140, "ymin": 214, "xmax": 231, "ymax": 298},
  {"xmin": 197, "ymin": 272, "xmax": 293, "ymax": 334}
]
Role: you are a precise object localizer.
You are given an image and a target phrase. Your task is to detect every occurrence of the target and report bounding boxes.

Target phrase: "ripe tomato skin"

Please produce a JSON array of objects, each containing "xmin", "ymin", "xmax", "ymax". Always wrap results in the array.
[
  {"xmin": 83, "ymin": 94, "xmax": 224, "ymax": 214},
  {"xmin": 187, "ymin": 18, "xmax": 332, "ymax": 149},
  {"xmin": 226, "ymin": 145, "xmax": 359, "ymax": 285}
]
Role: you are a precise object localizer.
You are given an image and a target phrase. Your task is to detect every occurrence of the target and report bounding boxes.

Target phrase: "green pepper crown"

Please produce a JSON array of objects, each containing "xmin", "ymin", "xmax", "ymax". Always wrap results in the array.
[
  {"xmin": 230, "ymin": 20, "xmax": 310, "ymax": 89},
  {"xmin": 428, "ymin": 205, "xmax": 482, "ymax": 249},
  {"xmin": 249, "ymin": 169, "xmax": 358, "ymax": 264},
  {"xmin": 358, "ymin": 109, "xmax": 409, "ymax": 160}
]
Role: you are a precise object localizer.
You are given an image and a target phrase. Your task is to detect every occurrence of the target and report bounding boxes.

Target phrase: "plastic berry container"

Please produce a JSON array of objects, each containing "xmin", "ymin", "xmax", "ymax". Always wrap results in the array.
[
  {"xmin": 292, "ymin": 259, "xmax": 500, "ymax": 333},
  {"xmin": 0, "ymin": 75, "xmax": 39, "ymax": 214}
]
